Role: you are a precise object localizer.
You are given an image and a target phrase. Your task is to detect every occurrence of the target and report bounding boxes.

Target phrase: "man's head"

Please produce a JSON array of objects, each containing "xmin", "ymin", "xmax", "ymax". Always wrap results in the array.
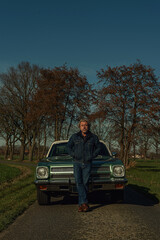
[{"xmin": 78, "ymin": 119, "xmax": 90, "ymax": 135}]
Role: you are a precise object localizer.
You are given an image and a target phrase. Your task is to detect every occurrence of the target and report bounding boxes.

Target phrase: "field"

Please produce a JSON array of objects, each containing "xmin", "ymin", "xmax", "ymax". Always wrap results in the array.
[
  {"xmin": 0, "ymin": 163, "xmax": 36, "ymax": 232},
  {"xmin": 126, "ymin": 159, "xmax": 160, "ymax": 202}
]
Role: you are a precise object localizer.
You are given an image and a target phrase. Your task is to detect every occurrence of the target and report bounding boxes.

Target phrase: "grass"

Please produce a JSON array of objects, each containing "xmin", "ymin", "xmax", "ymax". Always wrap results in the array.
[
  {"xmin": 0, "ymin": 163, "xmax": 36, "ymax": 232},
  {"xmin": 0, "ymin": 164, "xmax": 21, "ymax": 183},
  {"xmin": 126, "ymin": 159, "xmax": 160, "ymax": 203}
]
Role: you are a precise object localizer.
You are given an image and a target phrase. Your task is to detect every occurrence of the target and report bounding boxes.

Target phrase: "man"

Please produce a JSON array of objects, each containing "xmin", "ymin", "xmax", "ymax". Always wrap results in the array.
[{"xmin": 67, "ymin": 119, "xmax": 101, "ymax": 212}]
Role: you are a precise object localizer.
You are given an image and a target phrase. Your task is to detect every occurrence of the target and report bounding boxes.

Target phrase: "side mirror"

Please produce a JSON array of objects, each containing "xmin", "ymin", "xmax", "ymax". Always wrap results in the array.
[{"xmin": 112, "ymin": 152, "xmax": 117, "ymax": 158}]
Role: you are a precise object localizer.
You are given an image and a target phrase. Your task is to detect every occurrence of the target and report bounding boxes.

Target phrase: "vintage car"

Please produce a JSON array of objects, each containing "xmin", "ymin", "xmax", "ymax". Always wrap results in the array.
[{"xmin": 35, "ymin": 140, "xmax": 128, "ymax": 205}]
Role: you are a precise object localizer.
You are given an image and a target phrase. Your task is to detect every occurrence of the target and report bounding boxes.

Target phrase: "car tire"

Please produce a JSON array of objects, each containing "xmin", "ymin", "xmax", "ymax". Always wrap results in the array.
[
  {"xmin": 111, "ymin": 190, "xmax": 124, "ymax": 203},
  {"xmin": 37, "ymin": 189, "xmax": 51, "ymax": 205}
]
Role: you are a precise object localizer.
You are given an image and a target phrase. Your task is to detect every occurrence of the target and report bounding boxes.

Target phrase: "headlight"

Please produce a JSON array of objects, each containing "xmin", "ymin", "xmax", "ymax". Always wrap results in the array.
[
  {"xmin": 113, "ymin": 166, "xmax": 125, "ymax": 177},
  {"xmin": 36, "ymin": 167, "xmax": 49, "ymax": 179}
]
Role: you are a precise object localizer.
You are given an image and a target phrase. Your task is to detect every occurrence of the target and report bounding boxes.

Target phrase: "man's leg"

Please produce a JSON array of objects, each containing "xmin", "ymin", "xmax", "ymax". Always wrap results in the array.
[
  {"xmin": 82, "ymin": 162, "xmax": 92, "ymax": 201},
  {"xmin": 73, "ymin": 162, "xmax": 88, "ymax": 206},
  {"xmin": 79, "ymin": 162, "xmax": 92, "ymax": 212}
]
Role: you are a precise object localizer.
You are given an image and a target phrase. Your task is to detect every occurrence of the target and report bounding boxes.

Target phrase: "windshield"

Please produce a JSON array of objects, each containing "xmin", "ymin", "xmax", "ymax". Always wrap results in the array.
[
  {"xmin": 48, "ymin": 142, "xmax": 111, "ymax": 158},
  {"xmin": 98, "ymin": 142, "xmax": 110, "ymax": 156},
  {"xmin": 48, "ymin": 143, "xmax": 68, "ymax": 157}
]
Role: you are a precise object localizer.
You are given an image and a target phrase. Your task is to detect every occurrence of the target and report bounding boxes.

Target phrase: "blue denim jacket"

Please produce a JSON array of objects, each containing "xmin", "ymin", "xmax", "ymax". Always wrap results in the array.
[{"xmin": 67, "ymin": 131, "xmax": 101, "ymax": 163}]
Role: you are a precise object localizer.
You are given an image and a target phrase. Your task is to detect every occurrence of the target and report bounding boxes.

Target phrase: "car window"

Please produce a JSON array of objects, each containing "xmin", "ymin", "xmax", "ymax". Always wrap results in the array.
[
  {"xmin": 48, "ymin": 143, "xmax": 68, "ymax": 157},
  {"xmin": 48, "ymin": 142, "xmax": 110, "ymax": 157},
  {"xmin": 98, "ymin": 142, "xmax": 110, "ymax": 156}
]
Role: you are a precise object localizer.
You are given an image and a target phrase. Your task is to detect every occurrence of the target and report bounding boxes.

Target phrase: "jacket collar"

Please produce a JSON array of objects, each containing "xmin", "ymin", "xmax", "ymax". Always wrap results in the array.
[{"xmin": 77, "ymin": 130, "xmax": 92, "ymax": 139}]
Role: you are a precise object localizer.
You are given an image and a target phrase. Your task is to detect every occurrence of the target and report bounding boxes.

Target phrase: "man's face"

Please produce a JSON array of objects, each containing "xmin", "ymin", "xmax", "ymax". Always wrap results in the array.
[{"xmin": 80, "ymin": 121, "xmax": 89, "ymax": 134}]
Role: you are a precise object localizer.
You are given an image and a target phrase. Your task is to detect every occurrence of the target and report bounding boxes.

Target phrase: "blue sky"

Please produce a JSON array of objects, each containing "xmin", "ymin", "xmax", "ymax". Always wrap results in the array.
[{"xmin": 0, "ymin": 0, "xmax": 160, "ymax": 83}]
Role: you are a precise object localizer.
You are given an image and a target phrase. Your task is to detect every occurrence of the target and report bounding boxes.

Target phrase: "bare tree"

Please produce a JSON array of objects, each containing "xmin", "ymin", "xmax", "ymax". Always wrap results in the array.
[
  {"xmin": 95, "ymin": 61, "xmax": 159, "ymax": 166},
  {"xmin": 0, "ymin": 92, "xmax": 19, "ymax": 159},
  {"xmin": 35, "ymin": 65, "xmax": 92, "ymax": 141},
  {"xmin": 0, "ymin": 62, "xmax": 41, "ymax": 161}
]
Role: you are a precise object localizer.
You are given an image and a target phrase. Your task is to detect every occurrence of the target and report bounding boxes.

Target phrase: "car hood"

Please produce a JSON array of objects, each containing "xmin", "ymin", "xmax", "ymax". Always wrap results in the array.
[{"xmin": 38, "ymin": 155, "xmax": 123, "ymax": 166}]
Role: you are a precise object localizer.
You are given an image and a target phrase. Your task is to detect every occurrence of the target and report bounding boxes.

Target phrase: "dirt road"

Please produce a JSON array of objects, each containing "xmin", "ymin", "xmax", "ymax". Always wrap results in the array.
[{"xmin": 0, "ymin": 186, "xmax": 160, "ymax": 240}]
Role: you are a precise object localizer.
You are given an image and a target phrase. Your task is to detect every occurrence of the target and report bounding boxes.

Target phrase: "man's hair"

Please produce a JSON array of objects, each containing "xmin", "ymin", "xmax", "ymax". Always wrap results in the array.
[{"xmin": 78, "ymin": 119, "xmax": 91, "ymax": 130}]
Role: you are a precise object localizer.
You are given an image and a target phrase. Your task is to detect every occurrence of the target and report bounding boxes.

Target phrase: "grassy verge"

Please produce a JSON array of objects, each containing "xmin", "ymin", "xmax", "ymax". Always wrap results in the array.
[
  {"xmin": 126, "ymin": 159, "xmax": 160, "ymax": 203},
  {"xmin": 0, "ymin": 164, "xmax": 21, "ymax": 183},
  {"xmin": 0, "ymin": 163, "xmax": 36, "ymax": 232}
]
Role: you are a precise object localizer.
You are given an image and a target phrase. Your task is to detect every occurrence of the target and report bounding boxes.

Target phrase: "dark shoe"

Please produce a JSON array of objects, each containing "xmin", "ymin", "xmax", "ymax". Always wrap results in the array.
[
  {"xmin": 82, "ymin": 203, "xmax": 89, "ymax": 212},
  {"xmin": 78, "ymin": 205, "xmax": 84, "ymax": 212}
]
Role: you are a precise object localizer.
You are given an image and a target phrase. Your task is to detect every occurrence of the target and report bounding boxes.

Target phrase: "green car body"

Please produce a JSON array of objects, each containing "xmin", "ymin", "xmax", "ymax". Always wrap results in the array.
[{"xmin": 35, "ymin": 140, "xmax": 128, "ymax": 205}]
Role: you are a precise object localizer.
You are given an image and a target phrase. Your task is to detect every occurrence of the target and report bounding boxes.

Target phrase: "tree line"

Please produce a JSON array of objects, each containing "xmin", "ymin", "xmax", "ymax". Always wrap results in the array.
[{"xmin": 0, "ymin": 61, "xmax": 159, "ymax": 166}]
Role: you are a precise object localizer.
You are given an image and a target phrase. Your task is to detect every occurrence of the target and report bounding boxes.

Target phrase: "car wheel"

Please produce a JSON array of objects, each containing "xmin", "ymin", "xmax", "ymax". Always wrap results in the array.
[
  {"xmin": 37, "ymin": 189, "xmax": 51, "ymax": 205},
  {"xmin": 111, "ymin": 190, "xmax": 124, "ymax": 203}
]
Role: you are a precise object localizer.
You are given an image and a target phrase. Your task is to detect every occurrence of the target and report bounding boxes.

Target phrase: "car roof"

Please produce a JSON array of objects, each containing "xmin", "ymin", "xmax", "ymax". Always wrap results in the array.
[
  {"xmin": 52, "ymin": 140, "xmax": 68, "ymax": 144},
  {"xmin": 49, "ymin": 139, "xmax": 106, "ymax": 144}
]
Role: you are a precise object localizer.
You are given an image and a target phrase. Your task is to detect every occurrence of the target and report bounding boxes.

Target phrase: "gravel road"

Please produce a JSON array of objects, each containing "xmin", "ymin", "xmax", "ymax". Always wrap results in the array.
[{"xmin": 0, "ymin": 186, "xmax": 160, "ymax": 240}]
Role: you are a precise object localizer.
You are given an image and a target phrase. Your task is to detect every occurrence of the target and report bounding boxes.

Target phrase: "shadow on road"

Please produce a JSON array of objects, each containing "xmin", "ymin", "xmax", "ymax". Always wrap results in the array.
[
  {"xmin": 48, "ymin": 186, "xmax": 159, "ymax": 210},
  {"xmin": 47, "ymin": 193, "xmax": 108, "ymax": 211},
  {"xmin": 126, "ymin": 185, "xmax": 159, "ymax": 206}
]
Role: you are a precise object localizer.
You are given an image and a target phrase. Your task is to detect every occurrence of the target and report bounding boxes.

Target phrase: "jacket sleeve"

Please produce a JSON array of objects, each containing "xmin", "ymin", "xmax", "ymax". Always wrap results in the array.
[
  {"xmin": 67, "ymin": 135, "xmax": 75, "ymax": 158},
  {"xmin": 92, "ymin": 136, "xmax": 101, "ymax": 158}
]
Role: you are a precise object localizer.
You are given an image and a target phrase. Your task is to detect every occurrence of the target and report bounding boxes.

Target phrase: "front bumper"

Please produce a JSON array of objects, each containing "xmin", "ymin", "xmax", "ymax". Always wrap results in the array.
[{"xmin": 35, "ymin": 178, "xmax": 128, "ymax": 193}]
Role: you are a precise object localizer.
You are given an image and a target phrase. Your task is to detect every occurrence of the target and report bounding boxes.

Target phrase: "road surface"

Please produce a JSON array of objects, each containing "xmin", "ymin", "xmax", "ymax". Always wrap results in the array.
[{"xmin": 0, "ymin": 186, "xmax": 160, "ymax": 240}]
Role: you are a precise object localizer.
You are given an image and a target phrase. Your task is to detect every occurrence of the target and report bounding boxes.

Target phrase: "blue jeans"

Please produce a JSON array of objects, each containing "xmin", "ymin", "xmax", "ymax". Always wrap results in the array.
[{"xmin": 73, "ymin": 162, "xmax": 92, "ymax": 206}]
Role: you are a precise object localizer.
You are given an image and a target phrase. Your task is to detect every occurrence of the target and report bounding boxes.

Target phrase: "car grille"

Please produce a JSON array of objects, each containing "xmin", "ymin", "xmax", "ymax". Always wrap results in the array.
[
  {"xmin": 51, "ymin": 167, "xmax": 73, "ymax": 174},
  {"xmin": 50, "ymin": 166, "xmax": 110, "ymax": 177},
  {"xmin": 92, "ymin": 166, "xmax": 110, "ymax": 172},
  {"xmin": 91, "ymin": 166, "xmax": 110, "ymax": 178}
]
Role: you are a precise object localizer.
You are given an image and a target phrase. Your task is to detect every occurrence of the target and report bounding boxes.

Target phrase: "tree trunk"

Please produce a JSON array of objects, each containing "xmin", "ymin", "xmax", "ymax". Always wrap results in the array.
[
  {"xmin": 19, "ymin": 135, "xmax": 26, "ymax": 161},
  {"xmin": 9, "ymin": 149, "xmax": 13, "ymax": 160},
  {"xmin": 67, "ymin": 117, "xmax": 73, "ymax": 139},
  {"xmin": 55, "ymin": 116, "xmax": 58, "ymax": 141},
  {"xmin": 29, "ymin": 133, "xmax": 36, "ymax": 161},
  {"xmin": 41, "ymin": 127, "xmax": 47, "ymax": 158},
  {"xmin": 143, "ymin": 140, "xmax": 149, "ymax": 161},
  {"xmin": 133, "ymin": 142, "xmax": 136, "ymax": 161},
  {"xmin": 66, "ymin": 108, "xmax": 75, "ymax": 139},
  {"xmin": 4, "ymin": 137, "xmax": 9, "ymax": 160},
  {"xmin": 37, "ymin": 131, "xmax": 41, "ymax": 161},
  {"xmin": 119, "ymin": 129, "xmax": 125, "ymax": 162},
  {"xmin": 9, "ymin": 135, "xmax": 15, "ymax": 161},
  {"xmin": 123, "ymin": 141, "xmax": 131, "ymax": 167},
  {"xmin": 155, "ymin": 140, "xmax": 159, "ymax": 161},
  {"xmin": 123, "ymin": 127, "xmax": 133, "ymax": 166}
]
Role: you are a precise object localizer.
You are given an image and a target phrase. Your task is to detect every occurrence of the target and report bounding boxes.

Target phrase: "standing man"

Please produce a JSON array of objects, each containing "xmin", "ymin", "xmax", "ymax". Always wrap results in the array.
[{"xmin": 67, "ymin": 119, "xmax": 101, "ymax": 212}]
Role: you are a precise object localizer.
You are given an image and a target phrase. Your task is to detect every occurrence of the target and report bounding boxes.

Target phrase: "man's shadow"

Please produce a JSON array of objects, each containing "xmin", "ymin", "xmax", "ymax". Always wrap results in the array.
[{"xmin": 49, "ymin": 185, "xmax": 159, "ymax": 210}]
